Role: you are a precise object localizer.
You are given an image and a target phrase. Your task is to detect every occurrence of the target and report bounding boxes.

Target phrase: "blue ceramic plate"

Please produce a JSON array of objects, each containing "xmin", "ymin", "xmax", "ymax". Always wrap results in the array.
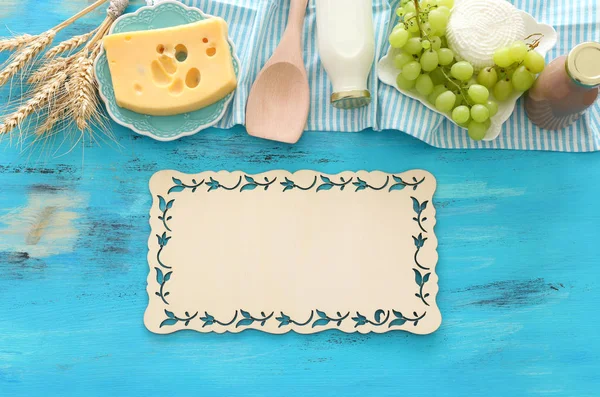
[{"xmin": 95, "ymin": 1, "xmax": 240, "ymax": 141}]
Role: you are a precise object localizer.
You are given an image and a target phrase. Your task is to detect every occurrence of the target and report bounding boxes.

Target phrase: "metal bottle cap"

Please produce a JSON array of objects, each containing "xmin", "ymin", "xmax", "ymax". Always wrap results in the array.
[
  {"xmin": 567, "ymin": 42, "xmax": 600, "ymax": 88},
  {"xmin": 331, "ymin": 90, "xmax": 372, "ymax": 109}
]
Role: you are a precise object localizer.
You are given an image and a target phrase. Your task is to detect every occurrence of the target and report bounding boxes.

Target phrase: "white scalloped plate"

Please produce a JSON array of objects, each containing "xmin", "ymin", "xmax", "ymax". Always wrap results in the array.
[{"xmin": 378, "ymin": 9, "xmax": 557, "ymax": 141}]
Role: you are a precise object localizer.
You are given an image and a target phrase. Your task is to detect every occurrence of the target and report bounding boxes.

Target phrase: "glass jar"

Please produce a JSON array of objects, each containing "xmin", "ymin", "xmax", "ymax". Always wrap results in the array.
[{"xmin": 525, "ymin": 42, "xmax": 600, "ymax": 130}]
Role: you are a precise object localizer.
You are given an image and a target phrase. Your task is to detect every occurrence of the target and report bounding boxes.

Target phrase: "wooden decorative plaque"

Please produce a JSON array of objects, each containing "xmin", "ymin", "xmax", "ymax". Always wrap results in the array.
[{"xmin": 145, "ymin": 170, "xmax": 440, "ymax": 335}]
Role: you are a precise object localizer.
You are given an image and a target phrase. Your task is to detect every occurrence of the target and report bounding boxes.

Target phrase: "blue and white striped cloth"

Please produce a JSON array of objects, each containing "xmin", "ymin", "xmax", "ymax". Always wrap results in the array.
[{"xmin": 148, "ymin": 0, "xmax": 600, "ymax": 151}]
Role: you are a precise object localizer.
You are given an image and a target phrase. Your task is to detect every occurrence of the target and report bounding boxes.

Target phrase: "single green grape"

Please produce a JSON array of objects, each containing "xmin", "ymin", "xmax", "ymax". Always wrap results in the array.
[
  {"xmin": 509, "ymin": 41, "xmax": 528, "ymax": 63},
  {"xmin": 404, "ymin": 2, "xmax": 416, "ymax": 13},
  {"xmin": 397, "ymin": 73, "xmax": 416, "ymax": 90},
  {"xmin": 435, "ymin": 91, "xmax": 457, "ymax": 113},
  {"xmin": 485, "ymin": 100, "xmax": 499, "ymax": 117},
  {"xmin": 389, "ymin": 28, "xmax": 410, "ymax": 48},
  {"xmin": 428, "ymin": 10, "xmax": 449, "ymax": 34},
  {"xmin": 394, "ymin": 52, "xmax": 414, "ymax": 70},
  {"xmin": 404, "ymin": 37, "xmax": 423, "ymax": 55},
  {"xmin": 407, "ymin": 20, "xmax": 420, "ymax": 33},
  {"xmin": 420, "ymin": 50, "xmax": 439, "ymax": 72},
  {"xmin": 415, "ymin": 74, "xmax": 435, "ymax": 96},
  {"xmin": 524, "ymin": 51, "xmax": 546, "ymax": 74},
  {"xmin": 422, "ymin": 40, "xmax": 431, "ymax": 50},
  {"xmin": 437, "ymin": 0, "xmax": 455, "ymax": 8},
  {"xmin": 437, "ymin": 48, "xmax": 454, "ymax": 66},
  {"xmin": 396, "ymin": 6, "xmax": 406, "ymax": 17},
  {"xmin": 512, "ymin": 65, "xmax": 535, "ymax": 91},
  {"xmin": 436, "ymin": 5, "xmax": 451, "ymax": 17},
  {"xmin": 452, "ymin": 105, "xmax": 471, "ymax": 124},
  {"xmin": 468, "ymin": 84, "xmax": 490, "ymax": 104},
  {"xmin": 476, "ymin": 67, "xmax": 498, "ymax": 89},
  {"xmin": 493, "ymin": 79, "xmax": 514, "ymax": 101},
  {"xmin": 402, "ymin": 61, "xmax": 422, "ymax": 81},
  {"xmin": 451, "ymin": 61, "xmax": 474, "ymax": 81},
  {"xmin": 471, "ymin": 104, "xmax": 490, "ymax": 123},
  {"xmin": 422, "ymin": 22, "xmax": 434, "ymax": 36},
  {"xmin": 429, "ymin": 68, "xmax": 446, "ymax": 85},
  {"xmin": 468, "ymin": 121, "xmax": 488, "ymax": 141},
  {"xmin": 404, "ymin": 12, "xmax": 415, "ymax": 23},
  {"xmin": 428, "ymin": 85, "xmax": 448, "ymax": 104},
  {"xmin": 430, "ymin": 36, "xmax": 442, "ymax": 50},
  {"xmin": 493, "ymin": 47, "xmax": 513, "ymax": 68}
]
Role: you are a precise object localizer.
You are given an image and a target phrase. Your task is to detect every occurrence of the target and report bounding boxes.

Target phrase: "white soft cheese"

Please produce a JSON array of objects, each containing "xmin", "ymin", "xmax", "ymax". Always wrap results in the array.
[{"xmin": 446, "ymin": 0, "xmax": 526, "ymax": 69}]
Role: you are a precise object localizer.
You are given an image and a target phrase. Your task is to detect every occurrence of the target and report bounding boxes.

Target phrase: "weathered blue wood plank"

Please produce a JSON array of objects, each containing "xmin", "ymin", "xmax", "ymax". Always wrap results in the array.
[{"xmin": 1, "ymin": 1, "xmax": 599, "ymax": 396}]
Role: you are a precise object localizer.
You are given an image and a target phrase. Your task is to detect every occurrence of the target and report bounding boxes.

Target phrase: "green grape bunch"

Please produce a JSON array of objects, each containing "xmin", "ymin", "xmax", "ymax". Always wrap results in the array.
[{"xmin": 389, "ymin": 0, "xmax": 547, "ymax": 141}]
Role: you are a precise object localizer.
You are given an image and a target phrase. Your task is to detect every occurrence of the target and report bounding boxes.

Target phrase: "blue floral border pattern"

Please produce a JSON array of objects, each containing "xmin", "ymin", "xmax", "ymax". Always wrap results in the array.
[{"xmin": 151, "ymin": 172, "xmax": 433, "ymax": 331}]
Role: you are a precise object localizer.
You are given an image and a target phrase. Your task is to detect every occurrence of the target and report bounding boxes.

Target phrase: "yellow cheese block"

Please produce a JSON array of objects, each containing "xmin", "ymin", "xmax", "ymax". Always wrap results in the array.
[{"xmin": 103, "ymin": 19, "xmax": 237, "ymax": 116}]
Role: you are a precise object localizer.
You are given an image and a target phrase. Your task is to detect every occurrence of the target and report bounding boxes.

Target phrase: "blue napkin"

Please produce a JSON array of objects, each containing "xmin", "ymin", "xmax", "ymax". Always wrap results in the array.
[{"xmin": 147, "ymin": 0, "xmax": 600, "ymax": 152}]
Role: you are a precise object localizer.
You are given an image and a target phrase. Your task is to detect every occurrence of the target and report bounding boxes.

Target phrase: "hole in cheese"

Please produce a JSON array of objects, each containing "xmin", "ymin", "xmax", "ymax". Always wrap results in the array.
[
  {"xmin": 158, "ymin": 54, "xmax": 177, "ymax": 75},
  {"xmin": 133, "ymin": 83, "xmax": 143, "ymax": 95},
  {"xmin": 202, "ymin": 38, "xmax": 208, "ymax": 43},
  {"xmin": 157, "ymin": 44, "xmax": 165, "ymax": 54},
  {"xmin": 206, "ymin": 47, "xmax": 216, "ymax": 57},
  {"xmin": 125, "ymin": 35, "xmax": 132, "ymax": 41},
  {"xmin": 185, "ymin": 68, "xmax": 201, "ymax": 88},
  {"xmin": 151, "ymin": 60, "xmax": 172, "ymax": 86},
  {"xmin": 168, "ymin": 78, "xmax": 184, "ymax": 96},
  {"xmin": 175, "ymin": 44, "xmax": 188, "ymax": 62}
]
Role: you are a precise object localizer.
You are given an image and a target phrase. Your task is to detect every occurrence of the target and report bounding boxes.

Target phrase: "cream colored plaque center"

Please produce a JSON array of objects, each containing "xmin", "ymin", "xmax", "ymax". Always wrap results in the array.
[{"xmin": 146, "ymin": 170, "xmax": 440, "ymax": 335}]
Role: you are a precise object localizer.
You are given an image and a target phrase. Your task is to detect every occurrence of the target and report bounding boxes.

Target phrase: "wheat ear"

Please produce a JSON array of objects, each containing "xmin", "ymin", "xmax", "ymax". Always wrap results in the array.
[
  {"xmin": 0, "ymin": 31, "xmax": 57, "ymax": 87},
  {"xmin": 28, "ymin": 56, "xmax": 73, "ymax": 84},
  {"xmin": 45, "ymin": 29, "xmax": 97, "ymax": 59},
  {"xmin": 0, "ymin": 71, "xmax": 68, "ymax": 135},
  {"xmin": 35, "ymin": 107, "xmax": 67, "ymax": 136},
  {"xmin": 0, "ymin": 0, "xmax": 109, "ymax": 55},
  {"xmin": 0, "ymin": 34, "xmax": 35, "ymax": 52},
  {"xmin": 68, "ymin": 46, "xmax": 102, "ymax": 131},
  {"xmin": 65, "ymin": 14, "xmax": 113, "ymax": 132}
]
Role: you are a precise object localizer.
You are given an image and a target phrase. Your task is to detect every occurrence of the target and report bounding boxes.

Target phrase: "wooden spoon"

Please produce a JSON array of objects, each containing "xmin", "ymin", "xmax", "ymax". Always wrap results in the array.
[{"xmin": 245, "ymin": 0, "xmax": 310, "ymax": 144}]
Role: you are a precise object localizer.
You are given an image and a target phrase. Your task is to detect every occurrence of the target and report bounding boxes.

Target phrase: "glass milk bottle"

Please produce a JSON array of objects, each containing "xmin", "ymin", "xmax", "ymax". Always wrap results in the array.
[
  {"xmin": 315, "ymin": 0, "xmax": 375, "ymax": 109},
  {"xmin": 525, "ymin": 42, "xmax": 600, "ymax": 130}
]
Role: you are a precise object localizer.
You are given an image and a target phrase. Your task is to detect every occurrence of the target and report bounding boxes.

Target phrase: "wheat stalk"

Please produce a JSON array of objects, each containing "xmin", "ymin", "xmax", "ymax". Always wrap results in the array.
[
  {"xmin": 0, "ymin": 34, "xmax": 35, "ymax": 52},
  {"xmin": 0, "ymin": 31, "xmax": 57, "ymax": 87},
  {"xmin": 0, "ymin": 70, "xmax": 68, "ymax": 135},
  {"xmin": 45, "ymin": 29, "xmax": 97, "ymax": 58}
]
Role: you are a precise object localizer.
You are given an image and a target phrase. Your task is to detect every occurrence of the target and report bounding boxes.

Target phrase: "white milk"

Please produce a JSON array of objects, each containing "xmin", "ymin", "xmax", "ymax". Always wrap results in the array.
[{"xmin": 315, "ymin": 0, "xmax": 375, "ymax": 109}]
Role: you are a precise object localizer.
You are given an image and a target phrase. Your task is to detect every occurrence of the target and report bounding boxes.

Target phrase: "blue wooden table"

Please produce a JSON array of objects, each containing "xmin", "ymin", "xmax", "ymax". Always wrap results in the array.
[{"xmin": 1, "ymin": 1, "xmax": 599, "ymax": 396}]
